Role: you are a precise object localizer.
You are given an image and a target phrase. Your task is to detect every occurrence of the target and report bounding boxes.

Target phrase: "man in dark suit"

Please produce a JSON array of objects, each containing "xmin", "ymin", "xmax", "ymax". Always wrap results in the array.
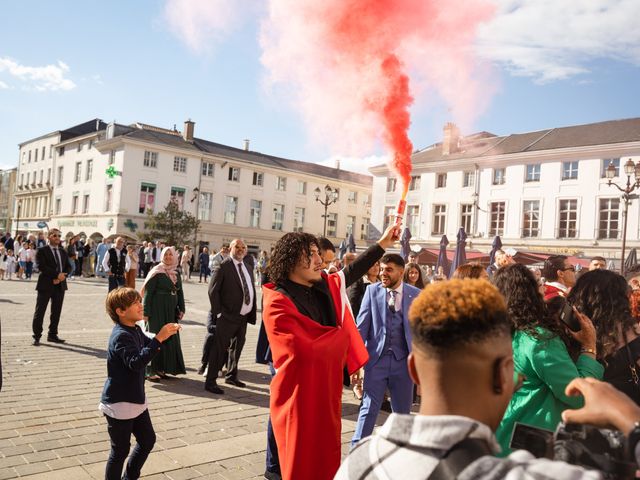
[
  {"xmin": 31, "ymin": 228, "xmax": 73, "ymax": 345},
  {"xmin": 204, "ymin": 238, "xmax": 256, "ymax": 394}
]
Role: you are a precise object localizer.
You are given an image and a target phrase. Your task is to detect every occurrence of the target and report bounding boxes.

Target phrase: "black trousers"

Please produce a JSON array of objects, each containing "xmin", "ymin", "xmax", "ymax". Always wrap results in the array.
[
  {"xmin": 32, "ymin": 287, "xmax": 65, "ymax": 339},
  {"xmin": 205, "ymin": 318, "xmax": 246, "ymax": 385},
  {"xmin": 104, "ymin": 409, "xmax": 156, "ymax": 480}
]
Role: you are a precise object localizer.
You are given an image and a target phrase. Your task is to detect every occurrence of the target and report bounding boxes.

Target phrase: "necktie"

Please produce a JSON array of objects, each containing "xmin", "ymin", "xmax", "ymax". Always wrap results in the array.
[
  {"xmin": 238, "ymin": 263, "xmax": 251, "ymax": 305},
  {"xmin": 52, "ymin": 247, "xmax": 62, "ymax": 272},
  {"xmin": 388, "ymin": 290, "xmax": 397, "ymax": 313}
]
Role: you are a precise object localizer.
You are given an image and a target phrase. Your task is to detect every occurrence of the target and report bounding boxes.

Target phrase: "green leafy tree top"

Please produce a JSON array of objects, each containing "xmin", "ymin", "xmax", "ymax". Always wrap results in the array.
[{"xmin": 142, "ymin": 199, "xmax": 200, "ymax": 247}]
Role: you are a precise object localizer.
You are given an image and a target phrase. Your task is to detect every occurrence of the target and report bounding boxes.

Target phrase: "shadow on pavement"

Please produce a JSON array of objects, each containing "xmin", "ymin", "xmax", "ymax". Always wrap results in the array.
[
  {"xmin": 0, "ymin": 298, "xmax": 23, "ymax": 304},
  {"xmin": 41, "ymin": 341, "xmax": 107, "ymax": 359}
]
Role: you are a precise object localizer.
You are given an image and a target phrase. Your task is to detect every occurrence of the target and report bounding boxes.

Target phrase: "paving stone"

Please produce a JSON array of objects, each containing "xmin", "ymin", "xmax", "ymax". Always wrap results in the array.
[
  {"xmin": 165, "ymin": 467, "xmax": 202, "ymax": 480},
  {"xmin": 13, "ymin": 462, "xmax": 51, "ymax": 476}
]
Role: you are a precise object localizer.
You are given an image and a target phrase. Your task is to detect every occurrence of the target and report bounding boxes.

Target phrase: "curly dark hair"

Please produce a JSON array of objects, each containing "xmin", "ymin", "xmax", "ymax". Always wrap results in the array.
[
  {"xmin": 403, "ymin": 262, "xmax": 425, "ymax": 289},
  {"xmin": 567, "ymin": 269, "xmax": 636, "ymax": 358},
  {"xmin": 494, "ymin": 263, "xmax": 568, "ymax": 342},
  {"xmin": 269, "ymin": 232, "xmax": 319, "ymax": 285}
]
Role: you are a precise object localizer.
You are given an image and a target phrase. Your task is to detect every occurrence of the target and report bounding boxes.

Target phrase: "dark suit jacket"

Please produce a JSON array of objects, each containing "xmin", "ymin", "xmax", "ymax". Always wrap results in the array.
[
  {"xmin": 35, "ymin": 245, "xmax": 72, "ymax": 292},
  {"xmin": 208, "ymin": 256, "xmax": 257, "ymax": 325}
]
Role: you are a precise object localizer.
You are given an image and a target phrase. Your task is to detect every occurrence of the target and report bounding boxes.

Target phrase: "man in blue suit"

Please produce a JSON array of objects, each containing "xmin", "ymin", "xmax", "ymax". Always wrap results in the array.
[{"xmin": 351, "ymin": 253, "xmax": 420, "ymax": 446}]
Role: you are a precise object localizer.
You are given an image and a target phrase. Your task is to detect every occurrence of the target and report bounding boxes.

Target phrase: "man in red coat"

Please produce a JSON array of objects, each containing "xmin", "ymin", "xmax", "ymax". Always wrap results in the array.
[
  {"xmin": 262, "ymin": 224, "xmax": 399, "ymax": 480},
  {"xmin": 542, "ymin": 254, "xmax": 576, "ymax": 301}
]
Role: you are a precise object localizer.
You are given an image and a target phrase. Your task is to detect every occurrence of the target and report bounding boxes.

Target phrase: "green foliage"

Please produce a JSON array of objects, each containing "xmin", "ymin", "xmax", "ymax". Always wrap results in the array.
[{"xmin": 143, "ymin": 199, "xmax": 200, "ymax": 246}]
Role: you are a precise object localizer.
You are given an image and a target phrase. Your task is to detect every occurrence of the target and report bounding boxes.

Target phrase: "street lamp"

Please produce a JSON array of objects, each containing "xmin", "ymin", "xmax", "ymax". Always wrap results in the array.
[
  {"xmin": 606, "ymin": 158, "xmax": 640, "ymax": 275},
  {"xmin": 314, "ymin": 184, "xmax": 339, "ymax": 237},
  {"xmin": 14, "ymin": 199, "xmax": 22, "ymax": 238}
]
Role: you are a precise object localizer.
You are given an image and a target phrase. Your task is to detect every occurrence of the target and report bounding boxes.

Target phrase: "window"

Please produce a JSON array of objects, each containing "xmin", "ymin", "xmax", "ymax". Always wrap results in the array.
[
  {"xmin": 463, "ymin": 171, "xmax": 475, "ymax": 188},
  {"xmin": 85, "ymin": 159, "xmax": 93, "ymax": 181},
  {"xmin": 59, "ymin": 146, "xmax": 65, "ymax": 156},
  {"xmin": 105, "ymin": 185, "xmax": 113, "ymax": 212},
  {"xmin": 406, "ymin": 205, "xmax": 419, "ymax": 234},
  {"xmin": 460, "ymin": 204, "xmax": 473, "ymax": 233},
  {"xmin": 34, "ymin": 148, "xmax": 38, "ymax": 162},
  {"xmin": 276, "ymin": 176, "xmax": 287, "ymax": 191},
  {"xmin": 139, "ymin": 184, "xmax": 156, "ymax": 214},
  {"xmin": 525, "ymin": 164, "xmax": 540, "ymax": 182},
  {"xmin": 26, "ymin": 172, "xmax": 30, "ymax": 187},
  {"xmin": 74, "ymin": 162, "xmax": 82, "ymax": 183},
  {"xmin": 346, "ymin": 215, "xmax": 356, "ymax": 235},
  {"xmin": 108, "ymin": 150, "xmax": 115, "ymax": 164},
  {"xmin": 38, "ymin": 170, "xmax": 43, "ymax": 185},
  {"xmin": 55, "ymin": 197, "xmax": 61, "ymax": 215},
  {"xmin": 249, "ymin": 200, "xmax": 262, "ymax": 228},
  {"xmin": 489, "ymin": 202, "xmax": 506, "ymax": 236},
  {"xmin": 57, "ymin": 166, "xmax": 64, "ymax": 186},
  {"xmin": 20, "ymin": 173, "xmax": 24, "ymax": 187},
  {"xmin": 293, "ymin": 207, "xmax": 305, "ymax": 232},
  {"xmin": 361, "ymin": 218, "xmax": 369, "ymax": 240},
  {"xmin": 562, "ymin": 161, "xmax": 578, "ymax": 180},
  {"xmin": 82, "ymin": 194, "xmax": 90, "ymax": 214},
  {"xmin": 436, "ymin": 173, "xmax": 447, "ymax": 188},
  {"xmin": 77, "ymin": 142, "xmax": 83, "ymax": 152},
  {"xmin": 522, "ymin": 200, "xmax": 540, "ymax": 238},
  {"xmin": 409, "ymin": 175, "xmax": 421, "ymax": 190},
  {"xmin": 432, "ymin": 205, "xmax": 446, "ymax": 235},
  {"xmin": 297, "ymin": 181, "xmax": 306, "ymax": 195},
  {"xmin": 383, "ymin": 206, "xmax": 395, "ymax": 230},
  {"xmin": 493, "ymin": 168, "xmax": 505, "ymax": 185},
  {"xmin": 170, "ymin": 187, "xmax": 186, "ymax": 209},
  {"xmin": 88, "ymin": 140, "xmax": 93, "ymax": 150},
  {"xmin": 224, "ymin": 196, "xmax": 238, "ymax": 224},
  {"xmin": 46, "ymin": 168, "xmax": 51, "ymax": 184},
  {"xmin": 598, "ymin": 198, "xmax": 620, "ymax": 239},
  {"xmin": 386, "ymin": 178, "xmax": 397, "ymax": 192},
  {"xmin": 41, "ymin": 146, "xmax": 45, "ymax": 160},
  {"xmin": 228, "ymin": 167, "xmax": 240, "ymax": 182},
  {"xmin": 49, "ymin": 145, "xmax": 53, "ymax": 158},
  {"xmin": 144, "ymin": 151, "xmax": 158, "ymax": 168},
  {"xmin": 202, "ymin": 161, "xmax": 214, "ymax": 177},
  {"xmin": 252, "ymin": 172, "xmax": 263, "ymax": 186},
  {"xmin": 28, "ymin": 150, "xmax": 31, "ymax": 163},
  {"xmin": 173, "ymin": 156, "xmax": 187, "ymax": 173},
  {"xmin": 558, "ymin": 199, "xmax": 578, "ymax": 238},
  {"xmin": 198, "ymin": 192, "xmax": 213, "ymax": 221},
  {"xmin": 347, "ymin": 191, "xmax": 358, "ymax": 204},
  {"xmin": 326, "ymin": 212, "xmax": 337, "ymax": 237},
  {"xmin": 602, "ymin": 158, "xmax": 620, "ymax": 178},
  {"xmin": 272, "ymin": 204, "xmax": 285, "ymax": 231}
]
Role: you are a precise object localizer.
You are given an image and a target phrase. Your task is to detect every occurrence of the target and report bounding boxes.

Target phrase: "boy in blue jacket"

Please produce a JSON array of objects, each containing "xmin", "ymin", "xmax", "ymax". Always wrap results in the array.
[{"xmin": 100, "ymin": 287, "xmax": 181, "ymax": 480}]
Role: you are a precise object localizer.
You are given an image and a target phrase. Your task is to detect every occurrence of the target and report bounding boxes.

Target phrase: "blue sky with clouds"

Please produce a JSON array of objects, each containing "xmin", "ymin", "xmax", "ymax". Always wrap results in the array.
[{"xmin": 1, "ymin": 0, "xmax": 640, "ymax": 172}]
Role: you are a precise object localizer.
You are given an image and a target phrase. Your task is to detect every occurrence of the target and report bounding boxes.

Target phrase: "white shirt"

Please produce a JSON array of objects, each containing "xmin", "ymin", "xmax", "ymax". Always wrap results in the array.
[
  {"xmin": 102, "ymin": 248, "xmax": 130, "ymax": 274},
  {"xmin": 98, "ymin": 399, "xmax": 148, "ymax": 420},
  {"xmin": 234, "ymin": 259, "xmax": 254, "ymax": 316},
  {"xmin": 386, "ymin": 283, "xmax": 404, "ymax": 313}
]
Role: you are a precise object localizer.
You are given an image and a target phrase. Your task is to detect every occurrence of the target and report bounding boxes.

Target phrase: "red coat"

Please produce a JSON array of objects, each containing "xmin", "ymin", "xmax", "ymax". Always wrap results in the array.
[
  {"xmin": 543, "ymin": 283, "xmax": 567, "ymax": 302},
  {"xmin": 262, "ymin": 271, "xmax": 368, "ymax": 480}
]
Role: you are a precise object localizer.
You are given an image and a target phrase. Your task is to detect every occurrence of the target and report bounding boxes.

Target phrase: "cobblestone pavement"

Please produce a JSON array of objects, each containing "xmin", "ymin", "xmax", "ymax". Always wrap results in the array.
[{"xmin": 0, "ymin": 275, "xmax": 377, "ymax": 479}]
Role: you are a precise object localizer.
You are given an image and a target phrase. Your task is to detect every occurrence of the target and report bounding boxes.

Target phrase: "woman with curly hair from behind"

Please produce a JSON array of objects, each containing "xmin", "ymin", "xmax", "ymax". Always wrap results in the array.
[
  {"xmin": 568, "ymin": 269, "xmax": 640, "ymax": 404},
  {"xmin": 493, "ymin": 263, "xmax": 603, "ymax": 455}
]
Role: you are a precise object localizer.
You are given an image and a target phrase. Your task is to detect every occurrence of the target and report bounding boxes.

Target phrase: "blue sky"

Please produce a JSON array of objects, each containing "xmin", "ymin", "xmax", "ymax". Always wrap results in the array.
[{"xmin": 1, "ymin": 0, "xmax": 640, "ymax": 172}]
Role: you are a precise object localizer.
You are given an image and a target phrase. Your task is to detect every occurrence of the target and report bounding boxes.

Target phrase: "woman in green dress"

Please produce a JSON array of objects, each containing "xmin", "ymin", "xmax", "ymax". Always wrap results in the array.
[
  {"xmin": 141, "ymin": 246, "xmax": 186, "ymax": 381},
  {"xmin": 493, "ymin": 263, "xmax": 603, "ymax": 456}
]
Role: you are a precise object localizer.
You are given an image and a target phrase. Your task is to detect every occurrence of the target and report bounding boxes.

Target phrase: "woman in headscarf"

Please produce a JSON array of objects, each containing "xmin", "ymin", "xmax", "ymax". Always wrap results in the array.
[{"xmin": 141, "ymin": 246, "xmax": 186, "ymax": 381}]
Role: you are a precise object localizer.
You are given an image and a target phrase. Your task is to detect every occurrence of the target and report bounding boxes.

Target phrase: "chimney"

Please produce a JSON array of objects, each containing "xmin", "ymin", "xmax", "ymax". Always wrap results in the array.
[
  {"xmin": 335, "ymin": 158, "xmax": 341, "ymax": 170},
  {"xmin": 442, "ymin": 122, "xmax": 460, "ymax": 156},
  {"xmin": 183, "ymin": 119, "xmax": 195, "ymax": 142},
  {"xmin": 243, "ymin": 139, "xmax": 250, "ymax": 151}
]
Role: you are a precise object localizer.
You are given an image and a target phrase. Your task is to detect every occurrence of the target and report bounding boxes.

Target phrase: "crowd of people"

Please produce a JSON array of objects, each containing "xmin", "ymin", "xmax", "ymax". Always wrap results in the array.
[{"xmin": 10, "ymin": 225, "xmax": 640, "ymax": 480}]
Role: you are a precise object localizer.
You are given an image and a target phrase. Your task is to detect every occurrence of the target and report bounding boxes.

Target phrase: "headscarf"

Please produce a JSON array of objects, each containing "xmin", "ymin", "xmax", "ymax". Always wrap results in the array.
[{"xmin": 140, "ymin": 246, "xmax": 178, "ymax": 298}]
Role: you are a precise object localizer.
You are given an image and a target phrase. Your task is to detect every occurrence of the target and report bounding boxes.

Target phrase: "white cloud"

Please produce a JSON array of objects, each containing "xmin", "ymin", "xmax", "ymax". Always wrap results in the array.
[
  {"xmin": 0, "ymin": 57, "xmax": 76, "ymax": 91},
  {"xmin": 0, "ymin": 80, "xmax": 8, "ymax": 89},
  {"xmin": 477, "ymin": 0, "xmax": 640, "ymax": 82},
  {"xmin": 317, "ymin": 154, "xmax": 387, "ymax": 176}
]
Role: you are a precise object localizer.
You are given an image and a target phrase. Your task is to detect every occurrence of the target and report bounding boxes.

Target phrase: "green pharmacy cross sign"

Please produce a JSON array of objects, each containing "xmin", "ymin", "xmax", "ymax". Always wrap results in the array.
[
  {"xmin": 124, "ymin": 219, "xmax": 138, "ymax": 232},
  {"xmin": 105, "ymin": 165, "xmax": 121, "ymax": 178}
]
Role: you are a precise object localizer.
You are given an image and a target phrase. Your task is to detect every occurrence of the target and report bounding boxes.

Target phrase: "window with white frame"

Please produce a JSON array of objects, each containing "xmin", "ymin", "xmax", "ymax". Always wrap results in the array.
[
  {"xmin": 602, "ymin": 158, "xmax": 620, "ymax": 178},
  {"xmin": 55, "ymin": 197, "xmax": 61, "ymax": 215},
  {"xmin": 348, "ymin": 191, "xmax": 357, "ymax": 204},
  {"xmin": 49, "ymin": 144, "xmax": 53, "ymax": 158},
  {"xmin": 386, "ymin": 178, "xmax": 397, "ymax": 192},
  {"xmin": 407, "ymin": 205, "xmax": 419, "ymax": 234},
  {"xmin": 598, "ymin": 198, "xmax": 620, "ymax": 239},
  {"xmin": 34, "ymin": 148, "xmax": 38, "ymax": 162},
  {"xmin": 272, "ymin": 204, "xmax": 285, "ymax": 230},
  {"xmin": 252, "ymin": 171, "xmax": 263, "ymax": 186},
  {"xmin": 144, "ymin": 151, "xmax": 158, "ymax": 168},
  {"xmin": 224, "ymin": 196, "xmax": 237, "ymax": 224},
  {"xmin": 346, "ymin": 215, "xmax": 356, "ymax": 235},
  {"xmin": 326, "ymin": 212, "xmax": 337, "ymax": 237},
  {"xmin": 297, "ymin": 181, "xmax": 306, "ymax": 195},
  {"xmin": 38, "ymin": 170, "xmax": 43, "ymax": 185},
  {"xmin": 293, "ymin": 207, "xmax": 305, "ymax": 232},
  {"xmin": 198, "ymin": 192, "xmax": 213, "ymax": 221},
  {"xmin": 105, "ymin": 185, "xmax": 113, "ymax": 212},
  {"xmin": 276, "ymin": 176, "xmax": 287, "ymax": 191},
  {"xmin": 522, "ymin": 200, "xmax": 540, "ymax": 238},
  {"xmin": 72, "ymin": 195, "xmax": 79, "ymax": 214},
  {"xmin": 202, "ymin": 161, "xmax": 214, "ymax": 177},
  {"xmin": 432, "ymin": 205, "xmax": 446, "ymax": 235},
  {"xmin": 82, "ymin": 194, "xmax": 90, "ymax": 214},
  {"xmin": 493, "ymin": 168, "xmax": 506, "ymax": 185},
  {"xmin": 57, "ymin": 166, "xmax": 64, "ymax": 186},
  {"xmin": 26, "ymin": 172, "xmax": 30, "ymax": 186},
  {"xmin": 525, "ymin": 164, "xmax": 540, "ymax": 182},
  {"xmin": 460, "ymin": 204, "xmax": 473, "ymax": 233},
  {"xmin": 489, "ymin": 202, "xmax": 505, "ymax": 236},
  {"xmin": 41, "ymin": 146, "xmax": 45, "ymax": 160},
  {"xmin": 463, "ymin": 171, "xmax": 475, "ymax": 188},
  {"xmin": 74, "ymin": 162, "xmax": 81, "ymax": 183},
  {"xmin": 383, "ymin": 206, "xmax": 394, "ymax": 230},
  {"xmin": 562, "ymin": 161, "xmax": 579, "ymax": 180},
  {"xmin": 47, "ymin": 168, "xmax": 51, "ymax": 184},
  {"xmin": 28, "ymin": 150, "xmax": 31, "ymax": 163},
  {"xmin": 86, "ymin": 159, "xmax": 93, "ymax": 181},
  {"xmin": 558, "ymin": 199, "xmax": 578, "ymax": 238},
  {"xmin": 228, "ymin": 167, "xmax": 240, "ymax": 182},
  {"xmin": 361, "ymin": 218, "xmax": 369, "ymax": 240},
  {"xmin": 173, "ymin": 156, "xmax": 187, "ymax": 173},
  {"xmin": 249, "ymin": 200, "xmax": 262, "ymax": 228},
  {"xmin": 436, "ymin": 173, "xmax": 447, "ymax": 188},
  {"xmin": 139, "ymin": 184, "xmax": 156, "ymax": 214},
  {"xmin": 170, "ymin": 187, "xmax": 186, "ymax": 209},
  {"xmin": 409, "ymin": 175, "xmax": 421, "ymax": 190},
  {"xmin": 77, "ymin": 142, "xmax": 83, "ymax": 152}
]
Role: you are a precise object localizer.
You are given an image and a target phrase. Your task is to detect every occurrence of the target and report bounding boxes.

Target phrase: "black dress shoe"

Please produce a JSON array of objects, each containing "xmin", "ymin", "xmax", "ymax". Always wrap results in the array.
[
  {"xmin": 32, "ymin": 338, "xmax": 40, "ymax": 346},
  {"xmin": 196, "ymin": 365, "xmax": 206, "ymax": 375},
  {"xmin": 204, "ymin": 384, "xmax": 224, "ymax": 394},
  {"xmin": 47, "ymin": 335, "xmax": 66, "ymax": 343},
  {"xmin": 225, "ymin": 378, "xmax": 246, "ymax": 388},
  {"xmin": 264, "ymin": 470, "xmax": 282, "ymax": 480}
]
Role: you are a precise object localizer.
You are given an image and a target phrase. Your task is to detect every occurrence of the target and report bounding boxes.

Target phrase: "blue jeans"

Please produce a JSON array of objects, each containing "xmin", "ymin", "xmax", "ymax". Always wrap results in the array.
[
  {"xmin": 105, "ymin": 409, "xmax": 156, "ymax": 480},
  {"xmin": 108, "ymin": 275, "xmax": 125, "ymax": 292},
  {"xmin": 266, "ymin": 362, "xmax": 280, "ymax": 474}
]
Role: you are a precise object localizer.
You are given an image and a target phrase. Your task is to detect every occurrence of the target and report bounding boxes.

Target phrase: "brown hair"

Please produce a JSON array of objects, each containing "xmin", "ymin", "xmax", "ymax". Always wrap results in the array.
[
  {"xmin": 105, "ymin": 287, "xmax": 141, "ymax": 323},
  {"xmin": 452, "ymin": 263, "xmax": 486, "ymax": 280}
]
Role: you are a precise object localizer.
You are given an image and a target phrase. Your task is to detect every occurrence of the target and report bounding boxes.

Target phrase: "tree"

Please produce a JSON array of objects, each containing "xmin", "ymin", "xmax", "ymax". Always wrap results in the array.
[{"xmin": 143, "ymin": 199, "xmax": 200, "ymax": 247}]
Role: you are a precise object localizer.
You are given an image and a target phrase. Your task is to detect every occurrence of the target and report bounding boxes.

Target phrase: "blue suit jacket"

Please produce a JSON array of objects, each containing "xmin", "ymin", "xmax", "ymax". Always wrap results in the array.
[{"xmin": 356, "ymin": 282, "xmax": 420, "ymax": 369}]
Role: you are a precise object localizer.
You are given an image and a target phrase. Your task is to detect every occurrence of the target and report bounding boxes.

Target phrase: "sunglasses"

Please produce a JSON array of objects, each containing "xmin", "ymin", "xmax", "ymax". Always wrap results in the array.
[
  {"xmin": 50, "ymin": 234, "xmax": 61, "ymax": 238},
  {"xmin": 561, "ymin": 266, "xmax": 576, "ymax": 272}
]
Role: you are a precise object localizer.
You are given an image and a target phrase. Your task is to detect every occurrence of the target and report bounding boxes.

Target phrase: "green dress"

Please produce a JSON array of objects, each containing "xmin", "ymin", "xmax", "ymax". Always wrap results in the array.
[
  {"xmin": 143, "ymin": 271, "xmax": 186, "ymax": 376},
  {"xmin": 496, "ymin": 328, "xmax": 604, "ymax": 456}
]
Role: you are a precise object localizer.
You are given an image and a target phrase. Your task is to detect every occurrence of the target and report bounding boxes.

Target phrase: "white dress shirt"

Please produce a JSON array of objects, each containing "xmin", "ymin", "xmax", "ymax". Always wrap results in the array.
[
  {"xmin": 386, "ymin": 283, "xmax": 404, "ymax": 313},
  {"xmin": 235, "ymin": 259, "xmax": 254, "ymax": 316}
]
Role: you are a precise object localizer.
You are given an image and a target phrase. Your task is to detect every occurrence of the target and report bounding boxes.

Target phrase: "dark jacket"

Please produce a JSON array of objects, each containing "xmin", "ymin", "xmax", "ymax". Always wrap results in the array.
[
  {"xmin": 101, "ymin": 323, "xmax": 162, "ymax": 404},
  {"xmin": 35, "ymin": 245, "xmax": 72, "ymax": 292},
  {"xmin": 208, "ymin": 256, "xmax": 257, "ymax": 325},
  {"xmin": 107, "ymin": 247, "xmax": 127, "ymax": 276}
]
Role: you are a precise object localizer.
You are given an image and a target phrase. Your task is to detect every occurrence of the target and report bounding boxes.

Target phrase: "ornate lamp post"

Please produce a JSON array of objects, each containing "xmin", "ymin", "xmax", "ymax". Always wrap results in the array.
[
  {"xmin": 314, "ymin": 185, "xmax": 339, "ymax": 237},
  {"xmin": 606, "ymin": 158, "xmax": 640, "ymax": 275}
]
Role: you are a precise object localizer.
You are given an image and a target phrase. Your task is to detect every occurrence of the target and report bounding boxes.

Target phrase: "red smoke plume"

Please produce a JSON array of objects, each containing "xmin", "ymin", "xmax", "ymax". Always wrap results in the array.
[{"xmin": 261, "ymin": 0, "xmax": 494, "ymax": 198}]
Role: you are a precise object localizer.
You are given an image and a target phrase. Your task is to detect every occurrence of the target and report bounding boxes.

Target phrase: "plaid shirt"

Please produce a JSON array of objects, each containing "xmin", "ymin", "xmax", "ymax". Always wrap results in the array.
[{"xmin": 335, "ymin": 414, "xmax": 603, "ymax": 480}]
